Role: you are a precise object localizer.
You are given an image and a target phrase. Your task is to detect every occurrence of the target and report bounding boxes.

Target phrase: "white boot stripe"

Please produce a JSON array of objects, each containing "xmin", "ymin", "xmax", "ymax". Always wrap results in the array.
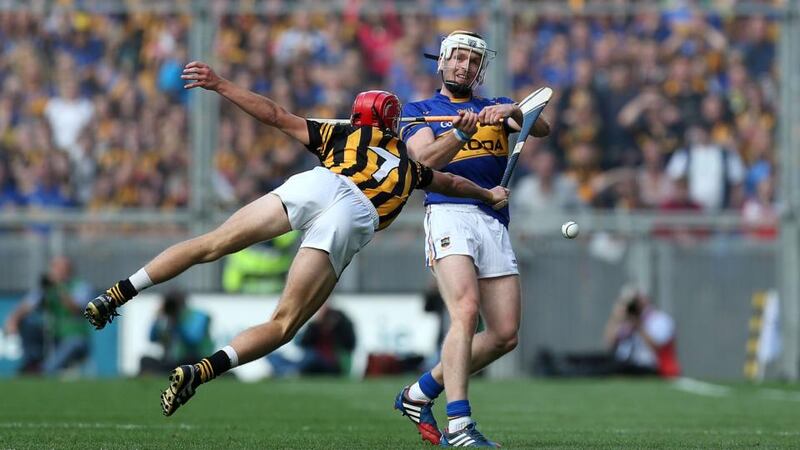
[{"xmin": 450, "ymin": 434, "xmax": 470, "ymax": 445}]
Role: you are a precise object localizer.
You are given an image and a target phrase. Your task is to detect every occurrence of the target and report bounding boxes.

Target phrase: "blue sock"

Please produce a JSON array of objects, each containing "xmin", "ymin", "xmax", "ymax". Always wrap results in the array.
[
  {"xmin": 446, "ymin": 399, "xmax": 471, "ymax": 418},
  {"xmin": 418, "ymin": 371, "xmax": 444, "ymax": 399}
]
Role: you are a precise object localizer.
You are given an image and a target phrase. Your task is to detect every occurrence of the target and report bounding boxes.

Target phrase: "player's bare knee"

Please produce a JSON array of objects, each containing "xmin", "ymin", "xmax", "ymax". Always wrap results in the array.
[
  {"xmin": 500, "ymin": 334, "xmax": 519, "ymax": 353},
  {"xmin": 449, "ymin": 304, "xmax": 479, "ymax": 332},
  {"xmin": 487, "ymin": 330, "xmax": 518, "ymax": 354}
]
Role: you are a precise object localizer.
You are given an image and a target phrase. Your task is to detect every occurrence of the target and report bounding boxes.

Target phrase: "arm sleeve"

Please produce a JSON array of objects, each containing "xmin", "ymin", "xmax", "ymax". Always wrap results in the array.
[
  {"xmin": 304, "ymin": 120, "xmax": 338, "ymax": 159},
  {"xmin": 400, "ymin": 102, "xmax": 431, "ymax": 141}
]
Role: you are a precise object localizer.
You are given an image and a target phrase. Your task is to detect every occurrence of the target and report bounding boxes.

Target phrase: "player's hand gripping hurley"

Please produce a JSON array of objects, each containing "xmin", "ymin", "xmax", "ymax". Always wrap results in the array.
[{"xmin": 500, "ymin": 87, "xmax": 553, "ymax": 187}]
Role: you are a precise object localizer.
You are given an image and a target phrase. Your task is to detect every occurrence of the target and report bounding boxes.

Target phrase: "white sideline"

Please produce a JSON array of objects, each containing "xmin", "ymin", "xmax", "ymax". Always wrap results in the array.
[
  {"xmin": 671, "ymin": 377, "xmax": 732, "ymax": 397},
  {"xmin": 672, "ymin": 377, "xmax": 800, "ymax": 401}
]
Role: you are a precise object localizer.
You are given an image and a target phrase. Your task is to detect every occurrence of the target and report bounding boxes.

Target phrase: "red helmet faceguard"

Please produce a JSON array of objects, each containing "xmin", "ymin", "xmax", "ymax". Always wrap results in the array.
[{"xmin": 350, "ymin": 90, "xmax": 402, "ymax": 134}]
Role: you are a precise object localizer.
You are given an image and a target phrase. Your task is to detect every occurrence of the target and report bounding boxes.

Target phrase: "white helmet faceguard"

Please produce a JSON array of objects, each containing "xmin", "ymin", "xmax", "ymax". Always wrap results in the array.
[{"xmin": 436, "ymin": 31, "xmax": 496, "ymax": 97}]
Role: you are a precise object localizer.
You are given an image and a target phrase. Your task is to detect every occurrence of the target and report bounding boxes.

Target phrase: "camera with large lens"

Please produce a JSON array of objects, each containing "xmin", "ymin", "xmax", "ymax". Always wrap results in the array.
[
  {"xmin": 625, "ymin": 297, "xmax": 642, "ymax": 317},
  {"xmin": 39, "ymin": 274, "xmax": 53, "ymax": 289}
]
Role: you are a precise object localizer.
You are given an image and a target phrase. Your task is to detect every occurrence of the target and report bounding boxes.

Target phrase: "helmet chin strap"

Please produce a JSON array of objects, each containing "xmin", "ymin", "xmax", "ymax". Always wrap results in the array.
[{"xmin": 441, "ymin": 73, "xmax": 472, "ymax": 98}]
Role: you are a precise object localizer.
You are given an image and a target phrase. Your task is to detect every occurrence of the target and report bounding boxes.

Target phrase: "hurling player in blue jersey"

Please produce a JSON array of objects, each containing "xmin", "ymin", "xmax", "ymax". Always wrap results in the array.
[{"xmin": 394, "ymin": 31, "xmax": 549, "ymax": 447}]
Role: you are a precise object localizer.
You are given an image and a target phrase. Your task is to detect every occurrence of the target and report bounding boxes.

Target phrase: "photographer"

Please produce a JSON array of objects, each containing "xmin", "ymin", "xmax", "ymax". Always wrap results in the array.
[
  {"xmin": 139, "ymin": 290, "xmax": 213, "ymax": 375},
  {"xmin": 535, "ymin": 286, "xmax": 681, "ymax": 378},
  {"xmin": 603, "ymin": 287, "xmax": 681, "ymax": 377},
  {"xmin": 3, "ymin": 256, "xmax": 92, "ymax": 375},
  {"xmin": 266, "ymin": 303, "xmax": 355, "ymax": 377}
]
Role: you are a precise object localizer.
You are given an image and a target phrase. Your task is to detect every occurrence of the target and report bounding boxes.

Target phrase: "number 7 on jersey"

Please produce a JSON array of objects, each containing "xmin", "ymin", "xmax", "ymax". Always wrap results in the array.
[{"xmin": 500, "ymin": 87, "xmax": 553, "ymax": 188}]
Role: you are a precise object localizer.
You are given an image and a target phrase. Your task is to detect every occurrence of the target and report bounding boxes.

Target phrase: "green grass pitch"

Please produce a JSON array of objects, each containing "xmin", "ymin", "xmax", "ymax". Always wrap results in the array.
[{"xmin": 1, "ymin": 377, "xmax": 798, "ymax": 449}]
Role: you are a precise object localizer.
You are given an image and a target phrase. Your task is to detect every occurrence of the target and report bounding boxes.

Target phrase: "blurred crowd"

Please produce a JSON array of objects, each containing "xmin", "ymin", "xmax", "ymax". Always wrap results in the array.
[
  {"xmin": 0, "ymin": 1, "xmax": 783, "ymax": 236},
  {"xmin": 507, "ymin": 4, "xmax": 780, "ymax": 239},
  {"xmin": 0, "ymin": 9, "xmax": 190, "ymax": 213}
]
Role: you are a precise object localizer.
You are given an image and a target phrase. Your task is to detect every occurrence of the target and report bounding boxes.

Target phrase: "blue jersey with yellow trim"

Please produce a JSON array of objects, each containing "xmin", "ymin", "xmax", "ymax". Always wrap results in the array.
[{"xmin": 401, "ymin": 91, "xmax": 514, "ymax": 226}]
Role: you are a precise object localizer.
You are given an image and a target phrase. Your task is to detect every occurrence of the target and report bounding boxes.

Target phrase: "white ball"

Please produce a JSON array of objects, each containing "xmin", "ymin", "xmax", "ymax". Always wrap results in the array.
[{"xmin": 561, "ymin": 221, "xmax": 579, "ymax": 239}]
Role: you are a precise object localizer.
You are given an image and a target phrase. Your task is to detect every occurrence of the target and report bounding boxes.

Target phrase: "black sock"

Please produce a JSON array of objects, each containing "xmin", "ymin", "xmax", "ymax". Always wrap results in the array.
[
  {"xmin": 195, "ymin": 350, "xmax": 232, "ymax": 384},
  {"xmin": 106, "ymin": 279, "xmax": 138, "ymax": 307}
]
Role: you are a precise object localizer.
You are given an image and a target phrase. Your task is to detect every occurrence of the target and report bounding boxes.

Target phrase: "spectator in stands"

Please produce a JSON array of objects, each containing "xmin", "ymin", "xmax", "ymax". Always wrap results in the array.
[
  {"xmin": 43, "ymin": 77, "xmax": 94, "ymax": 163},
  {"xmin": 346, "ymin": 1, "xmax": 403, "ymax": 82},
  {"xmin": 596, "ymin": 63, "xmax": 638, "ymax": 168},
  {"xmin": 739, "ymin": 15, "xmax": 776, "ymax": 80},
  {"xmin": 636, "ymin": 136, "xmax": 674, "ymax": 209},
  {"xmin": 742, "ymin": 175, "xmax": 779, "ymax": 241},
  {"xmin": 0, "ymin": 158, "xmax": 24, "ymax": 211},
  {"xmin": 617, "ymin": 85, "xmax": 684, "ymax": 158},
  {"xmin": 140, "ymin": 290, "xmax": 213, "ymax": 375},
  {"xmin": 592, "ymin": 168, "xmax": 643, "ymax": 211},
  {"xmin": 266, "ymin": 303, "xmax": 356, "ymax": 377},
  {"xmin": 512, "ymin": 149, "xmax": 580, "ymax": 214},
  {"xmin": 535, "ymin": 285, "xmax": 681, "ymax": 379},
  {"xmin": 273, "ymin": 11, "xmax": 327, "ymax": 65},
  {"xmin": 666, "ymin": 124, "xmax": 745, "ymax": 210},
  {"xmin": 0, "ymin": 7, "xmax": 781, "ymax": 212},
  {"xmin": 654, "ymin": 176, "xmax": 706, "ymax": 244},
  {"xmin": 3, "ymin": 256, "xmax": 92, "ymax": 375},
  {"xmin": 565, "ymin": 142, "xmax": 603, "ymax": 206}
]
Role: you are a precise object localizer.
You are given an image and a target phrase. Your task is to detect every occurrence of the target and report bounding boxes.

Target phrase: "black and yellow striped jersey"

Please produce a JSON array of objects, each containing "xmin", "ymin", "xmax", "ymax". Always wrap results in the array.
[{"xmin": 305, "ymin": 120, "xmax": 433, "ymax": 230}]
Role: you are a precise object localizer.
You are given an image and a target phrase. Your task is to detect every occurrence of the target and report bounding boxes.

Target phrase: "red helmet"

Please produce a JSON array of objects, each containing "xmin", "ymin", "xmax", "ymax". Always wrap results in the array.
[{"xmin": 350, "ymin": 90, "xmax": 402, "ymax": 134}]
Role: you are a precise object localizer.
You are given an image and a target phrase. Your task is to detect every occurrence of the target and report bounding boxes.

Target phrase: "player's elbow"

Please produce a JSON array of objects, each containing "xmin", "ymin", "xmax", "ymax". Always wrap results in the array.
[{"xmin": 274, "ymin": 108, "xmax": 295, "ymax": 129}]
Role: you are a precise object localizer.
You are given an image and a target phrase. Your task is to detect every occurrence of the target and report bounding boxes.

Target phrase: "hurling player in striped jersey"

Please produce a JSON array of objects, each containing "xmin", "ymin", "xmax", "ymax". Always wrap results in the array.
[{"xmin": 83, "ymin": 61, "xmax": 509, "ymax": 421}]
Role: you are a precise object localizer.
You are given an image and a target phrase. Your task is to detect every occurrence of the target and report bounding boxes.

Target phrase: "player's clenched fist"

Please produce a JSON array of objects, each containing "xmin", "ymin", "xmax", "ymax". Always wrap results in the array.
[
  {"xmin": 452, "ymin": 110, "xmax": 479, "ymax": 136},
  {"xmin": 488, "ymin": 186, "xmax": 509, "ymax": 210},
  {"xmin": 478, "ymin": 103, "xmax": 521, "ymax": 126},
  {"xmin": 182, "ymin": 61, "xmax": 222, "ymax": 91}
]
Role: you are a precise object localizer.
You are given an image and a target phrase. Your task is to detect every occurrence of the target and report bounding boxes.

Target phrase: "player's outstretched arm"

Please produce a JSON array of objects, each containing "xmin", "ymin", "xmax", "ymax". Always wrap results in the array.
[
  {"xmin": 182, "ymin": 61, "xmax": 309, "ymax": 145},
  {"xmin": 426, "ymin": 171, "xmax": 508, "ymax": 210}
]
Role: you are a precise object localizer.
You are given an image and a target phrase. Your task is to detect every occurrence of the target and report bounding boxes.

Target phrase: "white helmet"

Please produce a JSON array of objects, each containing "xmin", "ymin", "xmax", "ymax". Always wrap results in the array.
[{"xmin": 434, "ymin": 31, "xmax": 496, "ymax": 97}]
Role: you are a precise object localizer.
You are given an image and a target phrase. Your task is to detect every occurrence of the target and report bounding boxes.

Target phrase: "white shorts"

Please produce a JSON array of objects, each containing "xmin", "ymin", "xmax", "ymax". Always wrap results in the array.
[
  {"xmin": 424, "ymin": 204, "xmax": 518, "ymax": 278},
  {"xmin": 272, "ymin": 167, "xmax": 379, "ymax": 278}
]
